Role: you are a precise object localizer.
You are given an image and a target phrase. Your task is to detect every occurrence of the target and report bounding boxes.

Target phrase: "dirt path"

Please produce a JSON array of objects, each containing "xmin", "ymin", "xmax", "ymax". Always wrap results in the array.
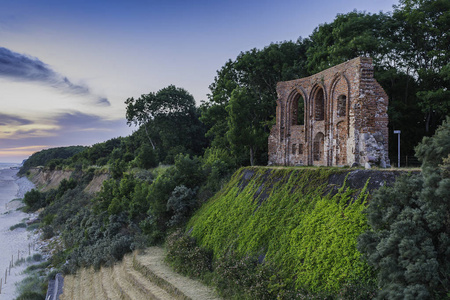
[
  {"xmin": 133, "ymin": 247, "xmax": 221, "ymax": 300},
  {"xmin": 61, "ymin": 246, "xmax": 221, "ymax": 300}
]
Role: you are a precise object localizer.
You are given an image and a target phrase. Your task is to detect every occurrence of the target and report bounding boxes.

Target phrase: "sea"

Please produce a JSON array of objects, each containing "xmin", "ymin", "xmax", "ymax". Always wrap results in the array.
[{"xmin": 0, "ymin": 163, "xmax": 39, "ymax": 300}]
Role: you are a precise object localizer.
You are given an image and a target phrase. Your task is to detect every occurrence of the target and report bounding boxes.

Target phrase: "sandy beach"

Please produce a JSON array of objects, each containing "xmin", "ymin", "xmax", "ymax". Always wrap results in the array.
[{"xmin": 0, "ymin": 166, "xmax": 39, "ymax": 300}]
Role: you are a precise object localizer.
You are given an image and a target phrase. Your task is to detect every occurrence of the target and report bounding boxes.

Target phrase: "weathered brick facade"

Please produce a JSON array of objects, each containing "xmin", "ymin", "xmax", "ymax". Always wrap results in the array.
[{"xmin": 268, "ymin": 57, "xmax": 389, "ymax": 167}]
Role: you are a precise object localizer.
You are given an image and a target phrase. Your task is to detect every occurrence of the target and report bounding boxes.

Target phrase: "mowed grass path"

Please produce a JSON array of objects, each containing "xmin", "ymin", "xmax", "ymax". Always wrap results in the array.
[{"xmin": 61, "ymin": 247, "xmax": 221, "ymax": 300}]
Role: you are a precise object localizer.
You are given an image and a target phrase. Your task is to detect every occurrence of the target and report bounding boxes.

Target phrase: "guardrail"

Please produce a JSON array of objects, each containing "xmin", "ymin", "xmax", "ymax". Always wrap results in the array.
[{"xmin": 45, "ymin": 273, "xmax": 64, "ymax": 300}]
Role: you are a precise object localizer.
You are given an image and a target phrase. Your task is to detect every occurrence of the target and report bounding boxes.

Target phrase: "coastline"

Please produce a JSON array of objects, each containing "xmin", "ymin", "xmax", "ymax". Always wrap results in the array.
[{"xmin": 0, "ymin": 167, "xmax": 39, "ymax": 300}]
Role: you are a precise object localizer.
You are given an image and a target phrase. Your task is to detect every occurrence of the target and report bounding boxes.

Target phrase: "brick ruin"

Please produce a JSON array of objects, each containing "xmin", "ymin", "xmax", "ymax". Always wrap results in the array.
[{"xmin": 268, "ymin": 57, "xmax": 389, "ymax": 168}]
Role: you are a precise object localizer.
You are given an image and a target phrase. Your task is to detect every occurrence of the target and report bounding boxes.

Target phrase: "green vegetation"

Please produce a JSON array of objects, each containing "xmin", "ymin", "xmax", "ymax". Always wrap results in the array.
[
  {"xmin": 358, "ymin": 117, "xmax": 450, "ymax": 299},
  {"xmin": 19, "ymin": 146, "xmax": 86, "ymax": 175},
  {"xmin": 201, "ymin": 0, "xmax": 450, "ymax": 164},
  {"xmin": 16, "ymin": 1, "xmax": 450, "ymax": 298},
  {"xmin": 168, "ymin": 167, "xmax": 375, "ymax": 298},
  {"xmin": 20, "ymin": 153, "xmax": 231, "ymax": 276},
  {"xmin": 125, "ymin": 85, "xmax": 208, "ymax": 164},
  {"xmin": 10, "ymin": 222, "xmax": 27, "ymax": 230},
  {"xmin": 15, "ymin": 260, "xmax": 52, "ymax": 300}
]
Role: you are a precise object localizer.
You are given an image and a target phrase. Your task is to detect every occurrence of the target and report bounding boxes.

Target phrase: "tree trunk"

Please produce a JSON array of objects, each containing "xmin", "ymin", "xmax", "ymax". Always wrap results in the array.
[
  {"xmin": 425, "ymin": 109, "xmax": 431, "ymax": 133},
  {"xmin": 144, "ymin": 123, "xmax": 156, "ymax": 149},
  {"xmin": 249, "ymin": 146, "xmax": 254, "ymax": 166}
]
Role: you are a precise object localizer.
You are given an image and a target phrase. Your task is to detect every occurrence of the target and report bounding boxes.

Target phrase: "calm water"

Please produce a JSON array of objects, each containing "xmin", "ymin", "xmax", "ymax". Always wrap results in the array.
[{"xmin": 0, "ymin": 164, "xmax": 38, "ymax": 300}]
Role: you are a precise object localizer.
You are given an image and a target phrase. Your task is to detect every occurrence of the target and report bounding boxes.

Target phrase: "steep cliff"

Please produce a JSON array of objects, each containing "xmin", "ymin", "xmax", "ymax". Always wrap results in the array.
[
  {"xmin": 28, "ymin": 167, "xmax": 109, "ymax": 194},
  {"xmin": 187, "ymin": 167, "xmax": 415, "ymax": 294}
]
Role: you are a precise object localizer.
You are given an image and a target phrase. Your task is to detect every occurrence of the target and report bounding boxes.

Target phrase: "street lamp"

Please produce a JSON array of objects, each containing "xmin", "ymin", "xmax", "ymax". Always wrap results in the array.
[{"xmin": 394, "ymin": 130, "xmax": 401, "ymax": 167}]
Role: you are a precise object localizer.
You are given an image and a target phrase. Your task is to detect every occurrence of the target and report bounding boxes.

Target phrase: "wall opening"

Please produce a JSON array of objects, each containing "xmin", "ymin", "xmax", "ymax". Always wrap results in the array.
[
  {"xmin": 313, "ymin": 132, "xmax": 324, "ymax": 161},
  {"xmin": 314, "ymin": 88, "xmax": 324, "ymax": 121},
  {"xmin": 337, "ymin": 95, "xmax": 347, "ymax": 117},
  {"xmin": 291, "ymin": 93, "xmax": 305, "ymax": 125}
]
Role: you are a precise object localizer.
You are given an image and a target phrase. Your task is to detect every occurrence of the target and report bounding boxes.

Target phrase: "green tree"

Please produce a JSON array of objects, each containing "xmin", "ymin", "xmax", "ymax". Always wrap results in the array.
[
  {"xmin": 358, "ymin": 117, "xmax": 450, "ymax": 299},
  {"xmin": 202, "ymin": 41, "xmax": 309, "ymax": 165},
  {"xmin": 135, "ymin": 143, "xmax": 158, "ymax": 169},
  {"xmin": 306, "ymin": 11, "xmax": 390, "ymax": 74},
  {"xmin": 391, "ymin": 0, "xmax": 450, "ymax": 133},
  {"xmin": 226, "ymin": 87, "xmax": 268, "ymax": 166},
  {"xmin": 125, "ymin": 85, "xmax": 208, "ymax": 163},
  {"xmin": 304, "ymin": 6, "xmax": 450, "ymax": 158},
  {"xmin": 23, "ymin": 189, "xmax": 45, "ymax": 211}
]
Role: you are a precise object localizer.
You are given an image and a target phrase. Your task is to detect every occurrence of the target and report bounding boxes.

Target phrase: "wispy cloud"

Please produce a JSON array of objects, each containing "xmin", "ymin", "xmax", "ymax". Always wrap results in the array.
[
  {"xmin": 0, "ymin": 113, "xmax": 33, "ymax": 126},
  {"xmin": 0, "ymin": 47, "xmax": 110, "ymax": 105}
]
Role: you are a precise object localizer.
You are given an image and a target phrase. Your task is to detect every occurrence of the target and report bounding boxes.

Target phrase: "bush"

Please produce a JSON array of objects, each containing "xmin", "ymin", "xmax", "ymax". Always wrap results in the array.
[
  {"xmin": 136, "ymin": 143, "xmax": 158, "ymax": 169},
  {"xmin": 16, "ymin": 291, "xmax": 45, "ymax": 300},
  {"xmin": 213, "ymin": 252, "xmax": 274, "ymax": 299},
  {"xmin": 358, "ymin": 117, "xmax": 450, "ymax": 299},
  {"xmin": 166, "ymin": 185, "xmax": 197, "ymax": 226},
  {"xmin": 10, "ymin": 222, "xmax": 27, "ymax": 230},
  {"xmin": 165, "ymin": 229, "xmax": 212, "ymax": 278},
  {"xmin": 15, "ymin": 274, "xmax": 47, "ymax": 300},
  {"xmin": 23, "ymin": 189, "xmax": 45, "ymax": 211}
]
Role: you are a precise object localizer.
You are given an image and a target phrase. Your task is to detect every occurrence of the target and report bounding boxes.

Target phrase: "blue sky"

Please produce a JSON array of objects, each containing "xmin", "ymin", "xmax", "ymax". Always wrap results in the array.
[{"xmin": 0, "ymin": 0, "xmax": 398, "ymax": 162}]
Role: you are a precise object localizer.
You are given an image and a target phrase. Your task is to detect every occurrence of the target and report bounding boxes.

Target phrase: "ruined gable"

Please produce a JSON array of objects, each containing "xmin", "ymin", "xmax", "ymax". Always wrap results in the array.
[{"xmin": 268, "ymin": 57, "xmax": 389, "ymax": 168}]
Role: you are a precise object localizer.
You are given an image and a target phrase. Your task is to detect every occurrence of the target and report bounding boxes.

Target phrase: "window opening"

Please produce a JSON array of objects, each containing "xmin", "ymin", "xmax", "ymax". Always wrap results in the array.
[
  {"xmin": 337, "ymin": 95, "xmax": 346, "ymax": 117},
  {"xmin": 291, "ymin": 94, "xmax": 305, "ymax": 125},
  {"xmin": 314, "ymin": 88, "xmax": 325, "ymax": 121},
  {"xmin": 313, "ymin": 132, "xmax": 324, "ymax": 161}
]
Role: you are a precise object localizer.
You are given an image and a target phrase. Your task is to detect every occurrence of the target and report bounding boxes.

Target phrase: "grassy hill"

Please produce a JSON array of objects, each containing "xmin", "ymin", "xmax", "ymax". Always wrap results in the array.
[{"xmin": 172, "ymin": 167, "xmax": 410, "ymax": 298}]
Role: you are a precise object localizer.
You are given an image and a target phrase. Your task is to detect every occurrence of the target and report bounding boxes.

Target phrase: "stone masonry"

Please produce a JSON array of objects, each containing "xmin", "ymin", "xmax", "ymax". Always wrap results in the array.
[{"xmin": 268, "ymin": 57, "xmax": 389, "ymax": 168}]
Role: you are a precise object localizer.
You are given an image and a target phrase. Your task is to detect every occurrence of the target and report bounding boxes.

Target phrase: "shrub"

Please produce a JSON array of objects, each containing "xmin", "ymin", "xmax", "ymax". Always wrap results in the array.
[
  {"xmin": 10, "ymin": 222, "xmax": 27, "ymax": 230},
  {"xmin": 166, "ymin": 185, "xmax": 198, "ymax": 226},
  {"xmin": 15, "ymin": 274, "xmax": 47, "ymax": 300},
  {"xmin": 165, "ymin": 229, "xmax": 212, "ymax": 278},
  {"xmin": 136, "ymin": 143, "xmax": 158, "ymax": 169},
  {"xmin": 358, "ymin": 117, "xmax": 450, "ymax": 299},
  {"xmin": 23, "ymin": 189, "xmax": 45, "ymax": 211}
]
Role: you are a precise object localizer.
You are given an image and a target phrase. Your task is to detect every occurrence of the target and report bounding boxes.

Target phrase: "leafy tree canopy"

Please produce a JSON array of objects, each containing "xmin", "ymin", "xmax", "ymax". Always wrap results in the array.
[
  {"xmin": 125, "ymin": 85, "xmax": 208, "ymax": 163},
  {"xmin": 201, "ymin": 41, "xmax": 309, "ymax": 165},
  {"xmin": 358, "ymin": 117, "xmax": 450, "ymax": 299},
  {"xmin": 19, "ymin": 146, "xmax": 86, "ymax": 175}
]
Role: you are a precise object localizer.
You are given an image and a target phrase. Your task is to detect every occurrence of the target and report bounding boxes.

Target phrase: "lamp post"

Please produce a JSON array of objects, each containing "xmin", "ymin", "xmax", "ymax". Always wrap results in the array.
[{"xmin": 394, "ymin": 130, "xmax": 401, "ymax": 167}]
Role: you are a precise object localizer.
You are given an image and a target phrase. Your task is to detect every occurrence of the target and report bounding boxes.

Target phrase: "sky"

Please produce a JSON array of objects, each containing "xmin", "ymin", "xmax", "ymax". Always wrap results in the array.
[{"xmin": 0, "ymin": 0, "xmax": 398, "ymax": 163}]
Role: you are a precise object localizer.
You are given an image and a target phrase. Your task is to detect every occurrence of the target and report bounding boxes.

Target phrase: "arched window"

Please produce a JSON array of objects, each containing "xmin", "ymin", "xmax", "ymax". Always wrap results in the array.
[
  {"xmin": 291, "ymin": 93, "xmax": 305, "ymax": 125},
  {"xmin": 313, "ymin": 132, "xmax": 324, "ymax": 161},
  {"xmin": 314, "ymin": 88, "xmax": 324, "ymax": 121},
  {"xmin": 337, "ymin": 95, "xmax": 346, "ymax": 117}
]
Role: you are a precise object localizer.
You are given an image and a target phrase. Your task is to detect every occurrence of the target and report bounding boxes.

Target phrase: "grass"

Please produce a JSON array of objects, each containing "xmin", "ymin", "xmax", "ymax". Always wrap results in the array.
[
  {"xmin": 10, "ymin": 222, "xmax": 27, "ymax": 230},
  {"xmin": 187, "ymin": 167, "xmax": 376, "ymax": 294}
]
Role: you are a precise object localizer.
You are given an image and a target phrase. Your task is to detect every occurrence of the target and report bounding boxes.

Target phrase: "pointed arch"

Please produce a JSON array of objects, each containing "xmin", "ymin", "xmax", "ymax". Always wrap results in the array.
[
  {"xmin": 310, "ymin": 84, "xmax": 326, "ymax": 121},
  {"xmin": 287, "ymin": 88, "xmax": 307, "ymax": 126},
  {"xmin": 330, "ymin": 74, "xmax": 350, "ymax": 118}
]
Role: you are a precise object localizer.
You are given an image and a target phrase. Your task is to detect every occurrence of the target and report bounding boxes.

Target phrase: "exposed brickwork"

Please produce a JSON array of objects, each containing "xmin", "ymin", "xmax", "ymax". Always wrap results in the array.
[{"xmin": 268, "ymin": 57, "xmax": 389, "ymax": 167}]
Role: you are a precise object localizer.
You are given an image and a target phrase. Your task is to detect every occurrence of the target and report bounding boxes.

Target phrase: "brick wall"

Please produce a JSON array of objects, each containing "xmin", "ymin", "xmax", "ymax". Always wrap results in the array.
[{"xmin": 268, "ymin": 57, "xmax": 389, "ymax": 167}]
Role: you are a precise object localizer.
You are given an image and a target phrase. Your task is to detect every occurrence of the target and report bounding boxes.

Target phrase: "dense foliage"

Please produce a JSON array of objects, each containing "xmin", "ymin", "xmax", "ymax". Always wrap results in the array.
[
  {"xmin": 125, "ymin": 85, "xmax": 208, "ymax": 164},
  {"xmin": 181, "ymin": 168, "xmax": 375, "ymax": 297},
  {"xmin": 201, "ymin": 41, "xmax": 308, "ymax": 165},
  {"xmin": 358, "ymin": 117, "xmax": 450, "ymax": 299},
  {"xmin": 201, "ymin": 0, "xmax": 450, "ymax": 164},
  {"xmin": 19, "ymin": 146, "xmax": 86, "ymax": 175},
  {"xmin": 17, "ymin": 1, "xmax": 450, "ymax": 298},
  {"xmin": 20, "ymin": 152, "xmax": 231, "ymax": 275}
]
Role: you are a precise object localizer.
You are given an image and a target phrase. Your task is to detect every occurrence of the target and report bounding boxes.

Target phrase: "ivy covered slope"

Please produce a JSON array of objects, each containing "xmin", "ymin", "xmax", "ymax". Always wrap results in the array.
[{"xmin": 188, "ymin": 167, "xmax": 398, "ymax": 293}]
